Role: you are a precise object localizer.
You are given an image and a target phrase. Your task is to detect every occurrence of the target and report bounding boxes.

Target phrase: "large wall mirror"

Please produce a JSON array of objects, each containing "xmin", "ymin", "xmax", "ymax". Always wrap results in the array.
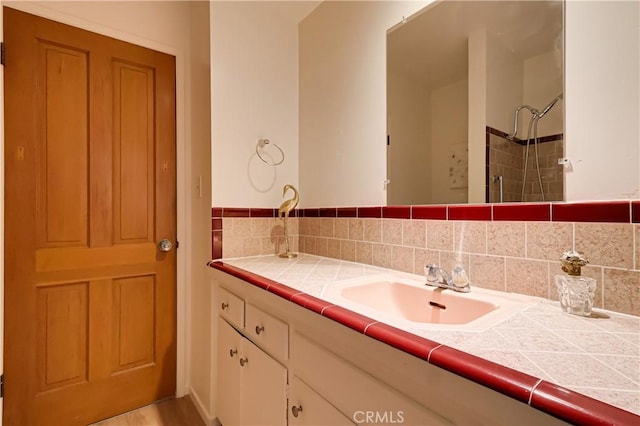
[{"xmin": 387, "ymin": 0, "xmax": 564, "ymax": 205}]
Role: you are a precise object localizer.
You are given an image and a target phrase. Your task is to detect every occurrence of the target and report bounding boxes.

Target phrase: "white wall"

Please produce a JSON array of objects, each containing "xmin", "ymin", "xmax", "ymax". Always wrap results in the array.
[
  {"xmin": 486, "ymin": 34, "xmax": 524, "ymax": 135},
  {"xmin": 299, "ymin": 1, "xmax": 429, "ymax": 207},
  {"xmin": 187, "ymin": 2, "xmax": 213, "ymax": 422},
  {"xmin": 210, "ymin": 1, "xmax": 304, "ymax": 208},
  {"xmin": 467, "ymin": 29, "xmax": 487, "ymax": 203},
  {"xmin": 565, "ymin": 0, "xmax": 639, "ymax": 201},
  {"xmin": 387, "ymin": 69, "xmax": 431, "ymax": 205},
  {"xmin": 524, "ymin": 50, "xmax": 563, "ymax": 137},
  {"xmin": 430, "ymin": 79, "xmax": 468, "ymax": 204},
  {"xmin": 1, "ymin": 0, "xmax": 213, "ymax": 412}
]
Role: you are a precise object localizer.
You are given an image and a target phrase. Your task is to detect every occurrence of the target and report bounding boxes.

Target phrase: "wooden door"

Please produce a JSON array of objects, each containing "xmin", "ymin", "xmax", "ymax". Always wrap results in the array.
[{"xmin": 3, "ymin": 7, "xmax": 177, "ymax": 426}]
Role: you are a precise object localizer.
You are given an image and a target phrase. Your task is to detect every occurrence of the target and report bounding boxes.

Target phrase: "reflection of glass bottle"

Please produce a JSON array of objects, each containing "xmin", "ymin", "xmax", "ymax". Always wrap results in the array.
[{"xmin": 555, "ymin": 250, "xmax": 596, "ymax": 316}]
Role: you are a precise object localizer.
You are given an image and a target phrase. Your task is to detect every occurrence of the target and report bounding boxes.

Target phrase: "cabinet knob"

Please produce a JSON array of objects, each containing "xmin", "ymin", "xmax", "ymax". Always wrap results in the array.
[
  {"xmin": 239, "ymin": 357, "xmax": 248, "ymax": 367},
  {"xmin": 255, "ymin": 325, "xmax": 265, "ymax": 335},
  {"xmin": 221, "ymin": 302, "xmax": 229, "ymax": 310},
  {"xmin": 291, "ymin": 405, "xmax": 303, "ymax": 418},
  {"xmin": 229, "ymin": 348, "xmax": 237, "ymax": 358}
]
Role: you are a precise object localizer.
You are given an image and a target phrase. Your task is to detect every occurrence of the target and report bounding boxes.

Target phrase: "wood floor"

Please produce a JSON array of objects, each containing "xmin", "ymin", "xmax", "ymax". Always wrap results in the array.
[{"xmin": 90, "ymin": 396, "xmax": 206, "ymax": 426}]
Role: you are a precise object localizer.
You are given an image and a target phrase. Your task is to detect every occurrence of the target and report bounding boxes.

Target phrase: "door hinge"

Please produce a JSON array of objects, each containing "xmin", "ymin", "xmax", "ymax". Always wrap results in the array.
[
  {"xmin": 1, "ymin": 42, "xmax": 5, "ymax": 66},
  {"xmin": 1, "ymin": 374, "xmax": 4, "ymax": 398}
]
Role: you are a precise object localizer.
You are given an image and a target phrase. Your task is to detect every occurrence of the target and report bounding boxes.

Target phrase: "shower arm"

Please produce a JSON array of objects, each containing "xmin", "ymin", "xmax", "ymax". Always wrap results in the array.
[{"xmin": 508, "ymin": 105, "xmax": 539, "ymax": 140}]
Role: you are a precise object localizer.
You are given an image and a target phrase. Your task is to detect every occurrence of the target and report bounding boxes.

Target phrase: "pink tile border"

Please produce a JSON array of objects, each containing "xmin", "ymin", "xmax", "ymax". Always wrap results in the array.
[
  {"xmin": 337, "ymin": 207, "xmax": 357, "ymax": 217},
  {"xmin": 209, "ymin": 261, "xmax": 640, "ymax": 424},
  {"xmin": 448, "ymin": 205, "xmax": 492, "ymax": 221},
  {"xmin": 411, "ymin": 205, "xmax": 447, "ymax": 220},
  {"xmin": 321, "ymin": 305, "xmax": 378, "ymax": 334},
  {"xmin": 364, "ymin": 323, "xmax": 440, "ymax": 360},
  {"xmin": 267, "ymin": 282, "xmax": 303, "ymax": 300},
  {"xmin": 632, "ymin": 201, "xmax": 640, "ymax": 223},
  {"xmin": 221, "ymin": 207, "xmax": 250, "ymax": 217},
  {"xmin": 290, "ymin": 293, "xmax": 334, "ymax": 314},
  {"xmin": 212, "ymin": 231, "xmax": 222, "ymax": 259},
  {"xmin": 250, "ymin": 208, "xmax": 276, "ymax": 217},
  {"xmin": 530, "ymin": 381, "xmax": 639, "ymax": 425},
  {"xmin": 302, "ymin": 208, "xmax": 319, "ymax": 217},
  {"xmin": 493, "ymin": 203, "xmax": 551, "ymax": 221},
  {"xmin": 358, "ymin": 206, "xmax": 382, "ymax": 218},
  {"xmin": 552, "ymin": 201, "xmax": 630, "ymax": 223},
  {"xmin": 319, "ymin": 208, "xmax": 337, "ymax": 217},
  {"xmin": 214, "ymin": 201, "xmax": 636, "ymax": 223},
  {"xmin": 428, "ymin": 345, "xmax": 540, "ymax": 404},
  {"xmin": 383, "ymin": 206, "xmax": 411, "ymax": 219}
]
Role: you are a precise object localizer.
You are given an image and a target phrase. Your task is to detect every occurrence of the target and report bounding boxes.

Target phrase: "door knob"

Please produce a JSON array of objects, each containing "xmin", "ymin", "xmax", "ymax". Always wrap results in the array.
[{"xmin": 158, "ymin": 239, "xmax": 173, "ymax": 252}]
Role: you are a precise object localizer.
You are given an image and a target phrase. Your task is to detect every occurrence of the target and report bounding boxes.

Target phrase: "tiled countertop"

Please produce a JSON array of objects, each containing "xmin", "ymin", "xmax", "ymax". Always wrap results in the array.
[{"xmin": 209, "ymin": 254, "xmax": 640, "ymax": 424}]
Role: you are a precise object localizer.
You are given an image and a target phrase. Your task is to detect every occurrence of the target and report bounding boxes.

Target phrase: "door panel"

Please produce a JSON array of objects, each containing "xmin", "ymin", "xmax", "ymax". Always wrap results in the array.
[
  {"xmin": 113, "ymin": 60, "xmax": 155, "ymax": 243},
  {"xmin": 37, "ymin": 42, "xmax": 89, "ymax": 248},
  {"xmin": 4, "ymin": 7, "xmax": 177, "ymax": 426},
  {"xmin": 37, "ymin": 283, "xmax": 89, "ymax": 391},
  {"xmin": 112, "ymin": 275, "xmax": 156, "ymax": 371}
]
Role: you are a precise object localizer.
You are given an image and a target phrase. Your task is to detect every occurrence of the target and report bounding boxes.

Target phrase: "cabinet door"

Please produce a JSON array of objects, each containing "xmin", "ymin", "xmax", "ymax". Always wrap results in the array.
[
  {"xmin": 241, "ymin": 338, "xmax": 288, "ymax": 425},
  {"xmin": 290, "ymin": 376, "xmax": 355, "ymax": 426},
  {"xmin": 217, "ymin": 318, "xmax": 242, "ymax": 426}
]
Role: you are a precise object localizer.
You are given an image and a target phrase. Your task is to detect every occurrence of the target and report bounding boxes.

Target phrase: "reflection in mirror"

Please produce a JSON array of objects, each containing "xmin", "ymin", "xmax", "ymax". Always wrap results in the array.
[{"xmin": 387, "ymin": 0, "xmax": 564, "ymax": 205}]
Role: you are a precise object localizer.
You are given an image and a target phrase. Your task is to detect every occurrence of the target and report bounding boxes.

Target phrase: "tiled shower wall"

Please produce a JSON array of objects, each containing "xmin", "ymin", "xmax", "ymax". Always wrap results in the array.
[
  {"xmin": 212, "ymin": 202, "xmax": 640, "ymax": 316},
  {"xmin": 487, "ymin": 128, "xmax": 563, "ymax": 203}
]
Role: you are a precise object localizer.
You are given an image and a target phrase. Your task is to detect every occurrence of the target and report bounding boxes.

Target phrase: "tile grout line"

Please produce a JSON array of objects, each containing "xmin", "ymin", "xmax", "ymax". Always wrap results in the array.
[
  {"xmin": 363, "ymin": 322, "xmax": 379, "ymax": 334},
  {"xmin": 528, "ymin": 379, "xmax": 544, "ymax": 405},
  {"xmin": 427, "ymin": 344, "xmax": 444, "ymax": 362}
]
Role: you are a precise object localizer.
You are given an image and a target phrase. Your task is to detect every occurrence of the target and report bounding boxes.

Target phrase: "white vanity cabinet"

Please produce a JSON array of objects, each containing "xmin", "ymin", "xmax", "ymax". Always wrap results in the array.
[
  {"xmin": 216, "ymin": 318, "xmax": 287, "ymax": 426},
  {"xmin": 216, "ymin": 287, "xmax": 288, "ymax": 426},
  {"xmin": 211, "ymin": 268, "xmax": 566, "ymax": 426},
  {"xmin": 216, "ymin": 317, "xmax": 243, "ymax": 426},
  {"xmin": 291, "ymin": 332, "xmax": 449, "ymax": 425},
  {"xmin": 289, "ymin": 376, "xmax": 355, "ymax": 426}
]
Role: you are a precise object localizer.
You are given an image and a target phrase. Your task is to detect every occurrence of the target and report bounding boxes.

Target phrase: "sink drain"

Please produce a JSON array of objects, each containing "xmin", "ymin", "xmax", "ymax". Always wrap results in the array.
[{"xmin": 429, "ymin": 301, "xmax": 447, "ymax": 310}]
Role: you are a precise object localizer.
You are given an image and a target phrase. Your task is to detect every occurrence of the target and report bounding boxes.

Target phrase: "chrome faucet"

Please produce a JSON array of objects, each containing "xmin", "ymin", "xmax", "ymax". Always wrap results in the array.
[{"xmin": 425, "ymin": 264, "xmax": 471, "ymax": 293}]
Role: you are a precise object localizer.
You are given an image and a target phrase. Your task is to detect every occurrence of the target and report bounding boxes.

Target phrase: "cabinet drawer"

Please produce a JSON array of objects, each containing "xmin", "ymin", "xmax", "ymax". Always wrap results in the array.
[
  {"xmin": 219, "ymin": 287, "xmax": 245, "ymax": 329},
  {"xmin": 245, "ymin": 303, "xmax": 289, "ymax": 362}
]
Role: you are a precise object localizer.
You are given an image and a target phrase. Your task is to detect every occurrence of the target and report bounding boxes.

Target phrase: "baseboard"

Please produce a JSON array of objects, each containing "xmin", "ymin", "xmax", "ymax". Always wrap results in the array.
[{"xmin": 188, "ymin": 388, "xmax": 218, "ymax": 426}]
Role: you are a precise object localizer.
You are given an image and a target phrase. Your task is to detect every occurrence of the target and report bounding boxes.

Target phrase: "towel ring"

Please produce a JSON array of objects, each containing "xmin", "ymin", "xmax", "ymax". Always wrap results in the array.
[{"xmin": 256, "ymin": 139, "xmax": 285, "ymax": 166}]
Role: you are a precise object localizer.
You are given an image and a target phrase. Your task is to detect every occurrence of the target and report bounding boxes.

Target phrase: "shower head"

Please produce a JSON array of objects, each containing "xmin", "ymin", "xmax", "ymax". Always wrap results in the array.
[{"xmin": 538, "ymin": 93, "xmax": 563, "ymax": 118}]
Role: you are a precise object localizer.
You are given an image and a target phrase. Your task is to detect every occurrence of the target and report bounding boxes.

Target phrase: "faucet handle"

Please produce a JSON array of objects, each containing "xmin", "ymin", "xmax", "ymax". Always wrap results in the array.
[
  {"xmin": 450, "ymin": 265, "xmax": 470, "ymax": 289},
  {"xmin": 425, "ymin": 264, "xmax": 447, "ymax": 283},
  {"xmin": 425, "ymin": 264, "xmax": 437, "ymax": 282}
]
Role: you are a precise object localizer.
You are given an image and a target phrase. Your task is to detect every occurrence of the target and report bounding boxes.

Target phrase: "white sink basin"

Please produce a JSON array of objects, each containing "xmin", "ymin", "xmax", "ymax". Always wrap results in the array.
[{"xmin": 321, "ymin": 274, "xmax": 541, "ymax": 332}]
